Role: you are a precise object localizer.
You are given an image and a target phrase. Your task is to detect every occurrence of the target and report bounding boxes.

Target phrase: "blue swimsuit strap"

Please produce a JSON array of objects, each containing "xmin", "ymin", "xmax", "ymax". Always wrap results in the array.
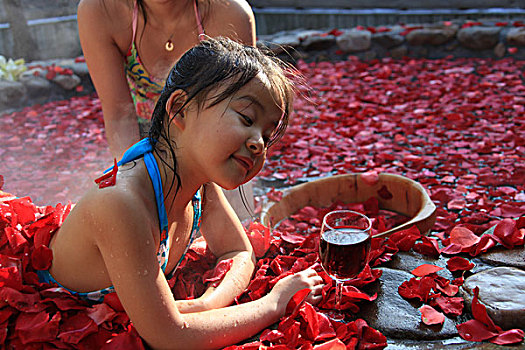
[
  {"xmin": 118, "ymin": 138, "xmax": 169, "ymax": 237},
  {"xmin": 118, "ymin": 138, "xmax": 201, "ymax": 274}
]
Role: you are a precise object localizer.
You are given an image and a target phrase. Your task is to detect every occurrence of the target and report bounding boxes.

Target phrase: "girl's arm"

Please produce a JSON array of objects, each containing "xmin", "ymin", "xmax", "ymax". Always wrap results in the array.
[
  {"xmin": 77, "ymin": 0, "xmax": 141, "ymax": 158},
  {"xmin": 87, "ymin": 189, "xmax": 321, "ymax": 349},
  {"xmin": 176, "ymin": 183, "xmax": 256, "ymax": 313}
]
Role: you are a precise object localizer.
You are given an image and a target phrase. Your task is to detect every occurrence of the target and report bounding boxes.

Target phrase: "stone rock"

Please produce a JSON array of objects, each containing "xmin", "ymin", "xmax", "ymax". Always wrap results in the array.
[
  {"xmin": 390, "ymin": 45, "xmax": 408, "ymax": 59},
  {"xmin": 0, "ymin": 80, "xmax": 27, "ymax": 109},
  {"xmin": 336, "ymin": 29, "xmax": 372, "ymax": 53},
  {"xmin": 384, "ymin": 251, "xmax": 454, "ymax": 280},
  {"xmin": 301, "ymin": 34, "xmax": 336, "ymax": 51},
  {"xmin": 494, "ymin": 42, "xmax": 506, "ymax": 58},
  {"xmin": 507, "ymin": 27, "xmax": 525, "ymax": 47},
  {"xmin": 59, "ymin": 59, "xmax": 90, "ymax": 78},
  {"xmin": 52, "ymin": 73, "xmax": 81, "ymax": 90},
  {"xmin": 19, "ymin": 74, "xmax": 52, "ymax": 99},
  {"xmin": 461, "ymin": 267, "xmax": 525, "ymax": 330},
  {"xmin": 480, "ymin": 245, "xmax": 525, "ymax": 269},
  {"xmin": 406, "ymin": 25, "xmax": 457, "ymax": 46},
  {"xmin": 259, "ymin": 32, "xmax": 302, "ymax": 55},
  {"xmin": 457, "ymin": 26, "xmax": 501, "ymax": 50},
  {"xmin": 359, "ymin": 268, "xmax": 459, "ymax": 340},
  {"xmin": 388, "ymin": 338, "xmax": 525, "ymax": 349},
  {"xmin": 372, "ymin": 32, "xmax": 405, "ymax": 48}
]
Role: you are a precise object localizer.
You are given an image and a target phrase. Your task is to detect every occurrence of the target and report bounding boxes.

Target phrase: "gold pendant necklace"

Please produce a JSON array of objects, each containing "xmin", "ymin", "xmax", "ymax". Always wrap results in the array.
[{"xmin": 165, "ymin": 39, "xmax": 174, "ymax": 51}]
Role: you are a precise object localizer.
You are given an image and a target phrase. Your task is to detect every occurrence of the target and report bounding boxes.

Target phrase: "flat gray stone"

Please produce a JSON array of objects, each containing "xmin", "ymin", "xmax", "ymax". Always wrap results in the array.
[
  {"xmin": 301, "ymin": 34, "xmax": 336, "ymax": 51},
  {"xmin": 461, "ymin": 267, "xmax": 525, "ymax": 330},
  {"xmin": 372, "ymin": 32, "xmax": 405, "ymax": 48},
  {"xmin": 52, "ymin": 73, "xmax": 81, "ymax": 90},
  {"xmin": 336, "ymin": 29, "xmax": 372, "ymax": 53},
  {"xmin": 493, "ymin": 42, "xmax": 506, "ymax": 58},
  {"xmin": 390, "ymin": 45, "xmax": 408, "ymax": 59},
  {"xmin": 406, "ymin": 26, "xmax": 457, "ymax": 46},
  {"xmin": 480, "ymin": 245, "xmax": 525, "ymax": 269},
  {"xmin": 507, "ymin": 27, "xmax": 525, "ymax": 47},
  {"xmin": 457, "ymin": 27, "xmax": 501, "ymax": 50},
  {"xmin": 0, "ymin": 80, "xmax": 27, "ymax": 109},
  {"xmin": 384, "ymin": 251, "xmax": 454, "ymax": 281},
  {"xmin": 387, "ymin": 337, "xmax": 525, "ymax": 349},
  {"xmin": 360, "ymin": 268, "xmax": 459, "ymax": 340},
  {"xmin": 19, "ymin": 75, "xmax": 52, "ymax": 99},
  {"xmin": 58, "ymin": 59, "xmax": 90, "ymax": 78}
]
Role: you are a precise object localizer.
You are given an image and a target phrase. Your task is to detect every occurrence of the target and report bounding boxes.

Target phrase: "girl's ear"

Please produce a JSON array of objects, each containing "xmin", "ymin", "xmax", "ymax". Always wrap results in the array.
[{"xmin": 166, "ymin": 90, "xmax": 188, "ymax": 130}]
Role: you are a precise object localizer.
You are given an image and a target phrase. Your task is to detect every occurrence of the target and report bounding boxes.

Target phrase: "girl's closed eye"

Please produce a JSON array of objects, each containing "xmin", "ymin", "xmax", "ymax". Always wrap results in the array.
[{"xmin": 238, "ymin": 111, "xmax": 254, "ymax": 126}]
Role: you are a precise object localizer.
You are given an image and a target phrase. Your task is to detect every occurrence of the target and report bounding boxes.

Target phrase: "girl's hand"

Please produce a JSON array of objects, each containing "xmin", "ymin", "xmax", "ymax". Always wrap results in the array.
[{"xmin": 270, "ymin": 268, "xmax": 324, "ymax": 316}]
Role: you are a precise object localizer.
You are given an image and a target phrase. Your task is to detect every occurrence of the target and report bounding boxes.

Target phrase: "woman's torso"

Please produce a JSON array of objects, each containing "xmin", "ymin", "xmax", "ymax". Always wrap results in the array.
[{"xmin": 122, "ymin": 0, "xmax": 206, "ymax": 119}]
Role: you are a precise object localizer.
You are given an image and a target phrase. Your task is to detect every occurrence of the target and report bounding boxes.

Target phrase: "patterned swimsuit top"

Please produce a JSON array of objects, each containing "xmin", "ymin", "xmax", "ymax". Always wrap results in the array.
[
  {"xmin": 125, "ymin": 0, "xmax": 205, "ymax": 120},
  {"xmin": 38, "ymin": 138, "xmax": 202, "ymax": 303}
]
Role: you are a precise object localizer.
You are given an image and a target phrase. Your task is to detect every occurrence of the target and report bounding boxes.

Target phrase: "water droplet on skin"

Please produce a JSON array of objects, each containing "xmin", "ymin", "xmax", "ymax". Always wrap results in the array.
[
  {"xmin": 146, "ymin": 240, "xmax": 150, "ymax": 245},
  {"xmin": 143, "ymin": 269, "xmax": 148, "ymax": 276},
  {"xmin": 182, "ymin": 321, "xmax": 189, "ymax": 328},
  {"xmin": 109, "ymin": 253, "xmax": 114, "ymax": 258},
  {"xmin": 124, "ymin": 251, "xmax": 128, "ymax": 257}
]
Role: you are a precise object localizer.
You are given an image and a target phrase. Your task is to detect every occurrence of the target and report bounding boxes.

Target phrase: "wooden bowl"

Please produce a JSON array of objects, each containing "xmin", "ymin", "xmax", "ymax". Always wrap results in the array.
[{"xmin": 260, "ymin": 173, "xmax": 436, "ymax": 238}]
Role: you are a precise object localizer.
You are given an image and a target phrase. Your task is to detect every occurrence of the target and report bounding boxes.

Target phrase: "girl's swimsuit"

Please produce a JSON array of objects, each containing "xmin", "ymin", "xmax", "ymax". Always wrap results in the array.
[
  {"xmin": 38, "ymin": 138, "xmax": 202, "ymax": 303},
  {"xmin": 125, "ymin": 0, "xmax": 205, "ymax": 120}
]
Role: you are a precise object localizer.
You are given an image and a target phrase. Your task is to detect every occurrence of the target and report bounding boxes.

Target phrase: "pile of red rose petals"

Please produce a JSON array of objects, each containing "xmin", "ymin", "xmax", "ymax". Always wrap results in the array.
[
  {"xmin": 0, "ymin": 192, "xmax": 395, "ymax": 349},
  {"xmin": 0, "ymin": 94, "xmax": 111, "ymax": 207}
]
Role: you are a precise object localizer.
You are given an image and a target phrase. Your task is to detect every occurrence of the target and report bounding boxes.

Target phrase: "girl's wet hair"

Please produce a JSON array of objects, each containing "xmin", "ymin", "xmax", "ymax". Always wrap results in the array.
[{"xmin": 148, "ymin": 36, "xmax": 295, "ymax": 197}]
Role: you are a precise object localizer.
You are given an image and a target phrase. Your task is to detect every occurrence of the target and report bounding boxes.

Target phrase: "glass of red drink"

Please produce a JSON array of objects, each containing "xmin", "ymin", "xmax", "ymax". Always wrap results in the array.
[{"xmin": 319, "ymin": 210, "xmax": 372, "ymax": 321}]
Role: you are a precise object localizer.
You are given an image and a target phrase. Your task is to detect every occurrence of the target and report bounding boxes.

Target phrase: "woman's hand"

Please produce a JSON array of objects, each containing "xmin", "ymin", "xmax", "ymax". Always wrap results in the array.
[{"xmin": 270, "ymin": 268, "xmax": 324, "ymax": 316}]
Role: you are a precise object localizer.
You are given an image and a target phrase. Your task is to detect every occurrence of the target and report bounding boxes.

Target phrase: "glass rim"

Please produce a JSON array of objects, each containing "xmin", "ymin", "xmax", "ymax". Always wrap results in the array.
[{"xmin": 322, "ymin": 209, "xmax": 372, "ymax": 232}]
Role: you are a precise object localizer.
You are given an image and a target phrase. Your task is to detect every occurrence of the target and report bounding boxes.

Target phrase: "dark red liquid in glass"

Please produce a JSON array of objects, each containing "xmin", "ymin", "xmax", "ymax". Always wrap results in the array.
[{"xmin": 319, "ymin": 228, "xmax": 371, "ymax": 280}]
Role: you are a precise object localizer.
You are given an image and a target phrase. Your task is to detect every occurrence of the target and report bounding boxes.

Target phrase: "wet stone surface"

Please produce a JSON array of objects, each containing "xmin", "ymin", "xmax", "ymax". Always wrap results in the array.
[
  {"xmin": 384, "ymin": 251, "xmax": 454, "ymax": 280},
  {"xmin": 461, "ymin": 267, "xmax": 525, "ymax": 330},
  {"xmin": 480, "ymin": 246, "xmax": 525, "ymax": 269},
  {"xmin": 360, "ymin": 268, "xmax": 462, "ymax": 340}
]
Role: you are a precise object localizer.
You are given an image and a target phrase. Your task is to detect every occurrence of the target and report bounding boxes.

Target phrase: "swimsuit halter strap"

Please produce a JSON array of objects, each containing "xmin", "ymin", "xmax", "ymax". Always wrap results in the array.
[
  {"xmin": 117, "ymin": 138, "xmax": 169, "ymax": 234},
  {"xmin": 193, "ymin": 0, "xmax": 206, "ymax": 40},
  {"xmin": 131, "ymin": 1, "xmax": 139, "ymax": 44}
]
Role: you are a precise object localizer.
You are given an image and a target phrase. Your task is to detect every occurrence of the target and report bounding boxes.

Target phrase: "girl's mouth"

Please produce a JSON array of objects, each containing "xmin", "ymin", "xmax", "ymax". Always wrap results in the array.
[{"xmin": 232, "ymin": 155, "xmax": 254, "ymax": 173}]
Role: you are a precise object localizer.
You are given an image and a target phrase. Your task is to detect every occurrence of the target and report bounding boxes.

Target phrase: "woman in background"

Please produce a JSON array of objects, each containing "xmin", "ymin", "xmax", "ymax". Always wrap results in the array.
[{"xmin": 77, "ymin": 0, "xmax": 256, "ymax": 218}]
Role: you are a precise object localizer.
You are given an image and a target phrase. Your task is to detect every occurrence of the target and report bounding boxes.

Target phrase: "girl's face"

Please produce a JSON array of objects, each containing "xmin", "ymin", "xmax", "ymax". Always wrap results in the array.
[{"xmin": 178, "ymin": 74, "xmax": 284, "ymax": 190}]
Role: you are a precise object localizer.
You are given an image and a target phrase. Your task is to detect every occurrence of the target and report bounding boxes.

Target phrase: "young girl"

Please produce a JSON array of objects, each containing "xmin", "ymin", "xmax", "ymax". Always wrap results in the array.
[{"xmin": 38, "ymin": 37, "xmax": 323, "ymax": 349}]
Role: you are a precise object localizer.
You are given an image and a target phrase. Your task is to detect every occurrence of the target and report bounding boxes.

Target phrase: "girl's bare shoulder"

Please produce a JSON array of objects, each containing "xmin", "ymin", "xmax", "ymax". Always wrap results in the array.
[{"xmin": 73, "ymin": 167, "xmax": 155, "ymax": 235}]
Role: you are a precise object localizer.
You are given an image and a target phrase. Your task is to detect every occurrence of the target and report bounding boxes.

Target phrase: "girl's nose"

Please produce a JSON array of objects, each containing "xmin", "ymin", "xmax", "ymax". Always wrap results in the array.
[{"xmin": 247, "ymin": 134, "xmax": 264, "ymax": 155}]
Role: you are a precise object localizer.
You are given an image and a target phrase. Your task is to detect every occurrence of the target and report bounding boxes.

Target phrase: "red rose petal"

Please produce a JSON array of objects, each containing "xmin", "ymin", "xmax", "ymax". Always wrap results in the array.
[
  {"xmin": 457, "ymin": 319, "xmax": 499, "ymax": 342},
  {"xmin": 449, "ymin": 226, "xmax": 480, "ymax": 250},
  {"xmin": 446, "ymin": 256, "xmax": 475, "ymax": 272},
  {"xmin": 31, "ymin": 245, "xmax": 53, "ymax": 270},
  {"xmin": 58, "ymin": 313, "xmax": 98, "ymax": 344},
  {"xmin": 203, "ymin": 258, "xmax": 233, "ymax": 287},
  {"xmin": 419, "ymin": 305, "xmax": 445, "ymax": 325},
  {"xmin": 360, "ymin": 171, "xmax": 379, "ymax": 186},
  {"xmin": 432, "ymin": 295, "xmax": 464, "ymax": 316},
  {"xmin": 285, "ymin": 288, "xmax": 311, "ymax": 318},
  {"xmin": 490, "ymin": 329, "xmax": 525, "ymax": 345},
  {"xmin": 313, "ymin": 338, "xmax": 346, "ymax": 349},
  {"xmin": 15, "ymin": 311, "xmax": 60, "ymax": 344},
  {"xmin": 411, "ymin": 264, "xmax": 443, "ymax": 277}
]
